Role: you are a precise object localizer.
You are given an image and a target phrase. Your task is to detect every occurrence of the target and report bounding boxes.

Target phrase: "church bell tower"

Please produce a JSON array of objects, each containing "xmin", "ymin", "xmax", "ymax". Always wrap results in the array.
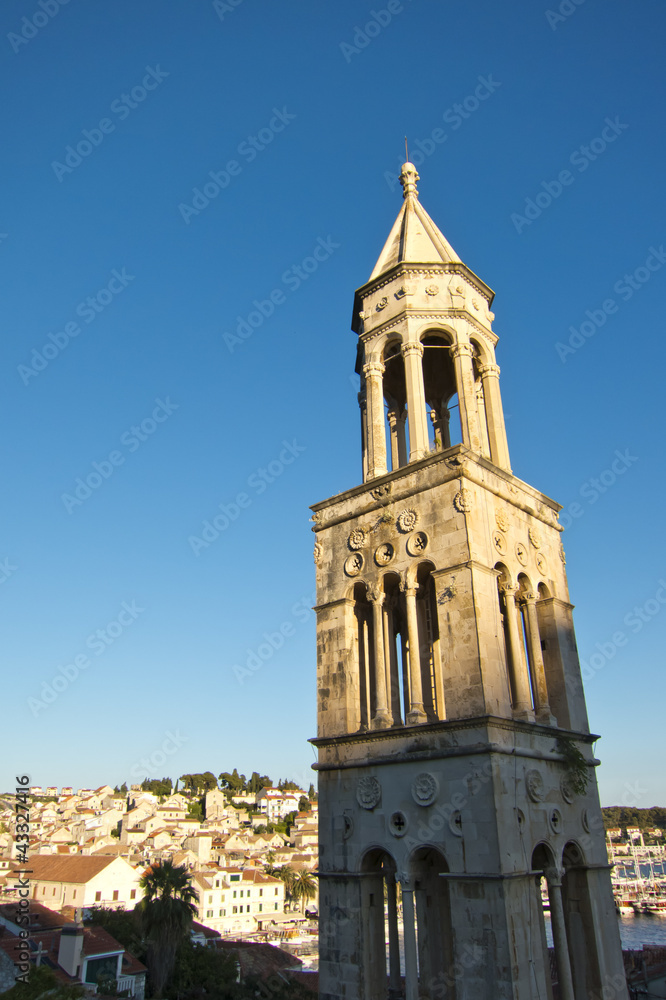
[{"xmin": 311, "ymin": 163, "xmax": 627, "ymax": 1000}]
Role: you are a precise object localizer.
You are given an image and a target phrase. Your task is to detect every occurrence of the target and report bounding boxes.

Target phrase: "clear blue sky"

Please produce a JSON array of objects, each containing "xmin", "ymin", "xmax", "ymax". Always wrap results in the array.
[{"xmin": 1, "ymin": 0, "xmax": 664, "ymax": 806}]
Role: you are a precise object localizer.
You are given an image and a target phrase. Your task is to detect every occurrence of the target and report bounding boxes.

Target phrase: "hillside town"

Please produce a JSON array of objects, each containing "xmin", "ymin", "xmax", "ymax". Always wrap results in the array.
[{"xmin": 0, "ymin": 776, "xmax": 320, "ymax": 998}]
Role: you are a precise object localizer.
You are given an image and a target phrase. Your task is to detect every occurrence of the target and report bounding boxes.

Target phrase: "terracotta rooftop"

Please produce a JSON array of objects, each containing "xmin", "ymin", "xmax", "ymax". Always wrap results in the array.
[{"xmin": 9, "ymin": 854, "xmax": 116, "ymax": 883}]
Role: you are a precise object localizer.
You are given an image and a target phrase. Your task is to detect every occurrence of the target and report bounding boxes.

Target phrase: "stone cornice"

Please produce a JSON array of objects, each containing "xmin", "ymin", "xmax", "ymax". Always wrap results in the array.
[{"xmin": 358, "ymin": 307, "xmax": 497, "ymax": 349}]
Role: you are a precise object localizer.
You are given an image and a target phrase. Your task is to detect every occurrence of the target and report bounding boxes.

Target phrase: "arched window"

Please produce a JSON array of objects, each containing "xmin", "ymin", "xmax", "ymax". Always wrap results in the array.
[
  {"xmin": 382, "ymin": 340, "xmax": 408, "ymax": 471},
  {"xmin": 411, "ymin": 847, "xmax": 455, "ymax": 997},
  {"xmin": 415, "ymin": 563, "xmax": 444, "ymax": 721},
  {"xmin": 353, "ymin": 583, "xmax": 373, "ymax": 731},
  {"xmin": 360, "ymin": 849, "xmax": 402, "ymax": 997},
  {"xmin": 421, "ymin": 332, "xmax": 461, "ymax": 451}
]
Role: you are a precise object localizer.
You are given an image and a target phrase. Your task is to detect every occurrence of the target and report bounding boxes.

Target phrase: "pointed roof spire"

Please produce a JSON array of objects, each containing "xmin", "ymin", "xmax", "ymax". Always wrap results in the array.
[{"xmin": 369, "ymin": 162, "xmax": 461, "ymax": 280}]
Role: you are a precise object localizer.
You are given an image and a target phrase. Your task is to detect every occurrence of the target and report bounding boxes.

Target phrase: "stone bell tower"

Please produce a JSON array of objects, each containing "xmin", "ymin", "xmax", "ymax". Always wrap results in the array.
[{"xmin": 311, "ymin": 163, "xmax": 627, "ymax": 1000}]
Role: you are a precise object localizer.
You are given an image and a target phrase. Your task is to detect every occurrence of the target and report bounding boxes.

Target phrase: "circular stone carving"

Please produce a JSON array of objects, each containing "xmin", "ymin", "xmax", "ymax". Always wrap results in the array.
[
  {"xmin": 406, "ymin": 531, "xmax": 429, "ymax": 556},
  {"xmin": 342, "ymin": 814, "xmax": 354, "ymax": 840},
  {"xmin": 536, "ymin": 553, "xmax": 548, "ymax": 576},
  {"xmin": 374, "ymin": 542, "xmax": 394, "ymax": 566},
  {"xmin": 581, "ymin": 808, "xmax": 590, "ymax": 833},
  {"xmin": 560, "ymin": 774, "xmax": 576, "ymax": 804},
  {"xmin": 559, "ymin": 544, "xmax": 566, "ymax": 564},
  {"xmin": 453, "ymin": 489, "xmax": 473, "ymax": 513},
  {"xmin": 528, "ymin": 527, "xmax": 541, "ymax": 549},
  {"xmin": 389, "ymin": 811, "xmax": 408, "ymax": 837},
  {"xmin": 348, "ymin": 528, "xmax": 366, "ymax": 551},
  {"xmin": 449, "ymin": 810, "xmax": 463, "ymax": 837},
  {"xmin": 411, "ymin": 772, "xmax": 439, "ymax": 807},
  {"xmin": 376, "ymin": 296, "xmax": 388, "ymax": 311},
  {"xmin": 495, "ymin": 508, "xmax": 509, "ymax": 533},
  {"xmin": 397, "ymin": 509, "xmax": 418, "ymax": 533},
  {"xmin": 344, "ymin": 553, "xmax": 364, "ymax": 577},
  {"xmin": 493, "ymin": 530, "xmax": 507, "ymax": 555},
  {"xmin": 313, "ymin": 543, "xmax": 322, "ymax": 565},
  {"xmin": 356, "ymin": 777, "xmax": 381, "ymax": 810},
  {"xmin": 516, "ymin": 808, "xmax": 526, "ymax": 831},
  {"xmin": 370, "ymin": 483, "xmax": 391, "ymax": 500},
  {"xmin": 425, "ymin": 284, "xmax": 439, "ymax": 296},
  {"xmin": 548, "ymin": 809, "xmax": 562, "ymax": 834},
  {"xmin": 515, "ymin": 541, "xmax": 528, "ymax": 566},
  {"xmin": 526, "ymin": 769, "xmax": 545, "ymax": 803}
]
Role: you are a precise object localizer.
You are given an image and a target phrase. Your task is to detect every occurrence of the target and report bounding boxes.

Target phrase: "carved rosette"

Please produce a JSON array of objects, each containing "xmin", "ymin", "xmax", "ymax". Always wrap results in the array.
[
  {"xmin": 495, "ymin": 508, "xmax": 509, "ymax": 533},
  {"xmin": 528, "ymin": 527, "xmax": 541, "ymax": 549},
  {"xmin": 515, "ymin": 542, "xmax": 528, "ymax": 566},
  {"xmin": 406, "ymin": 531, "xmax": 428, "ymax": 556},
  {"xmin": 374, "ymin": 542, "xmax": 394, "ymax": 566},
  {"xmin": 453, "ymin": 488, "xmax": 473, "ymax": 513},
  {"xmin": 313, "ymin": 543, "xmax": 322, "ymax": 565},
  {"xmin": 493, "ymin": 531, "xmax": 507, "ymax": 555},
  {"xmin": 376, "ymin": 296, "xmax": 388, "ymax": 311},
  {"xmin": 356, "ymin": 776, "xmax": 381, "ymax": 810},
  {"xmin": 348, "ymin": 528, "xmax": 366, "ymax": 551},
  {"xmin": 536, "ymin": 553, "xmax": 547, "ymax": 575},
  {"xmin": 411, "ymin": 772, "xmax": 439, "ymax": 807},
  {"xmin": 526, "ymin": 769, "xmax": 545, "ymax": 803},
  {"xmin": 397, "ymin": 509, "xmax": 418, "ymax": 533},
  {"xmin": 425, "ymin": 284, "xmax": 439, "ymax": 296},
  {"xmin": 344, "ymin": 553, "xmax": 364, "ymax": 577},
  {"xmin": 560, "ymin": 774, "xmax": 576, "ymax": 804}
]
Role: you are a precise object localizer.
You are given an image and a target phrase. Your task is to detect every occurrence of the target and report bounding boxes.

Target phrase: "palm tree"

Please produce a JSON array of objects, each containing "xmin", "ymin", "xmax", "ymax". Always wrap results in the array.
[
  {"xmin": 136, "ymin": 859, "xmax": 198, "ymax": 996},
  {"xmin": 273, "ymin": 864, "xmax": 296, "ymax": 909},
  {"xmin": 292, "ymin": 870, "xmax": 317, "ymax": 914}
]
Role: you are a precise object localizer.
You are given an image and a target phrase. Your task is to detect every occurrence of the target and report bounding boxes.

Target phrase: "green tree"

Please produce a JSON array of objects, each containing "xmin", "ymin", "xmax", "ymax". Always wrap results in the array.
[
  {"xmin": 307, "ymin": 783, "xmax": 317, "ymax": 801},
  {"xmin": 4, "ymin": 965, "xmax": 84, "ymax": 1000},
  {"xmin": 141, "ymin": 777, "xmax": 173, "ymax": 797},
  {"xmin": 137, "ymin": 860, "xmax": 199, "ymax": 997},
  {"xmin": 292, "ymin": 870, "xmax": 317, "ymax": 914},
  {"xmin": 298, "ymin": 796, "xmax": 310, "ymax": 813},
  {"xmin": 163, "ymin": 938, "xmax": 238, "ymax": 1000}
]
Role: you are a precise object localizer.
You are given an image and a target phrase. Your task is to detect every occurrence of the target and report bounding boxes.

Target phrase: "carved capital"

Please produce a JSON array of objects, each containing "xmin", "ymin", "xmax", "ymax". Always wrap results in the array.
[
  {"xmin": 478, "ymin": 363, "xmax": 500, "ymax": 378},
  {"xmin": 400, "ymin": 342, "xmax": 424, "ymax": 358},
  {"xmin": 500, "ymin": 583, "xmax": 518, "ymax": 599},
  {"xmin": 363, "ymin": 361, "xmax": 385, "ymax": 379},
  {"xmin": 400, "ymin": 580, "xmax": 417, "ymax": 598},
  {"xmin": 523, "ymin": 591, "xmax": 538, "ymax": 604},
  {"xmin": 451, "ymin": 342, "xmax": 475, "ymax": 360},
  {"xmin": 544, "ymin": 865, "xmax": 564, "ymax": 888},
  {"xmin": 367, "ymin": 586, "xmax": 385, "ymax": 605}
]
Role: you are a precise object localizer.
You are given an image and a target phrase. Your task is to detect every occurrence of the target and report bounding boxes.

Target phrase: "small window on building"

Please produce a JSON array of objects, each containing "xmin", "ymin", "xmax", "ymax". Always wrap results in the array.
[
  {"xmin": 95, "ymin": 891, "xmax": 101, "ymax": 902},
  {"xmin": 208, "ymin": 895, "xmax": 213, "ymax": 903},
  {"xmin": 73, "ymin": 891, "xmax": 76, "ymax": 899},
  {"xmin": 258, "ymin": 904, "xmax": 262, "ymax": 913},
  {"xmin": 206, "ymin": 909, "xmax": 213, "ymax": 918},
  {"xmin": 232, "ymin": 906, "xmax": 237, "ymax": 914},
  {"xmin": 130, "ymin": 890, "xmax": 136, "ymax": 900},
  {"xmin": 233, "ymin": 890, "xmax": 236, "ymax": 898},
  {"xmin": 274, "ymin": 888, "xmax": 278, "ymax": 896},
  {"xmin": 274, "ymin": 903, "xmax": 278, "ymax": 911},
  {"xmin": 53, "ymin": 889, "xmax": 56, "ymax": 896},
  {"xmin": 215, "ymin": 880, "xmax": 220, "ymax": 887},
  {"xmin": 112, "ymin": 891, "xmax": 119, "ymax": 901},
  {"xmin": 42, "ymin": 887, "xmax": 46, "ymax": 896},
  {"xmin": 259, "ymin": 889, "xmax": 263, "ymax": 897}
]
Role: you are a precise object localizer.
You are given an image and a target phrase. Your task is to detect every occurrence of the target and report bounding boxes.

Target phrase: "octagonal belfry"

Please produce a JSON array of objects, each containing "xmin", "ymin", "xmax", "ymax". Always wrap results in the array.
[{"xmin": 310, "ymin": 164, "xmax": 626, "ymax": 1000}]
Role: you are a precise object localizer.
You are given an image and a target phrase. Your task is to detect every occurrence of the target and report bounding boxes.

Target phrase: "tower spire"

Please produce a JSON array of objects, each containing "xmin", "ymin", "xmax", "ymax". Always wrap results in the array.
[{"xmin": 399, "ymin": 160, "xmax": 419, "ymax": 199}]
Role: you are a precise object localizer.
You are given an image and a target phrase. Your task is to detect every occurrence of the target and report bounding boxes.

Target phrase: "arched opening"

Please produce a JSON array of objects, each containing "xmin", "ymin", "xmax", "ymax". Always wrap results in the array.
[
  {"xmin": 531, "ymin": 843, "xmax": 557, "ymax": 1000},
  {"xmin": 562, "ymin": 841, "xmax": 604, "ymax": 998},
  {"xmin": 361, "ymin": 849, "xmax": 402, "ymax": 1000},
  {"xmin": 382, "ymin": 573, "xmax": 407, "ymax": 726},
  {"xmin": 495, "ymin": 564, "xmax": 523, "ymax": 712},
  {"xmin": 517, "ymin": 574, "xmax": 538, "ymax": 711},
  {"xmin": 383, "ymin": 339, "xmax": 408, "ymax": 471},
  {"xmin": 353, "ymin": 582, "xmax": 373, "ymax": 732},
  {"xmin": 471, "ymin": 342, "xmax": 491, "ymax": 460},
  {"xmin": 421, "ymin": 333, "xmax": 461, "ymax": 451},
  {"xmin": 411, "ymin": 847, "xmax": 455, "ymax": 999},
  {"xmin": 415, "ymin": 563, "xmax": 444, "ymax": 722}
]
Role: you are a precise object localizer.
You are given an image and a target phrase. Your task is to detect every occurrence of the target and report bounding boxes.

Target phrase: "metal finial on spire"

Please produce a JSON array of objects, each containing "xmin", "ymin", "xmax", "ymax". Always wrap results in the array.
[
  {"xmin": 404, "ymin": 136, "xmax": 409, "ymax": 161},
  {"xmin": 399, "ymin": 161, "xmax": 419, "ymax": 200}
]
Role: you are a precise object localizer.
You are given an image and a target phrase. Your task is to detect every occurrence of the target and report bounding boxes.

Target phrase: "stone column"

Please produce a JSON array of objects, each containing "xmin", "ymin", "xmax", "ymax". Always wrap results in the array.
[
  {"xmin": 401, "ymin": 342, "xmax": 429, "ymax": 461},
  {"xmin": 363, "ymin": 361, "xmax": 387, "ymax": 479},
  {"xmin": 398, "ymin": 874, "xmax": 419, "ymax": 1000},
  {"xmin": 451, "ymin": 343, "xmax": 482, "ymax": 453},
  {"xmin": 386, "ymin": 874, "xmax": 402, "ymax": 998},
  {"xmin": 476, "ymin": 382, "xmax": 491, "ymax": 459},
  {"xmin": 500, "ymin": 584, "xmax": 534, "ymax": 719},
  {"xmin": 545, "ymin": 867, "xmax": 576, "ymax": 1000},
  {"xmin": 402, "ymin": 583, "xmax": 427, "ymax": 724},
  {"xmin": 397, "ymin": 411, "xmax": 408, "ymax": 466},
  {"xmin": 523, "ymin": 592, "xmax": 555, "ymax": 724},
  {"xmin": 369, "ymin": 589, "xmax": 391, "ymax": 729},
  {"xmin": 358, "ymin": 386, "xmax": 368, "ymax": 481},
  {"xmin": 387, "ymin": 409, "xmax": 401, "ymax": 471},
  {"xmin": 478, "ymin": 362, "xmax": 511, "ymax": 470}
]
